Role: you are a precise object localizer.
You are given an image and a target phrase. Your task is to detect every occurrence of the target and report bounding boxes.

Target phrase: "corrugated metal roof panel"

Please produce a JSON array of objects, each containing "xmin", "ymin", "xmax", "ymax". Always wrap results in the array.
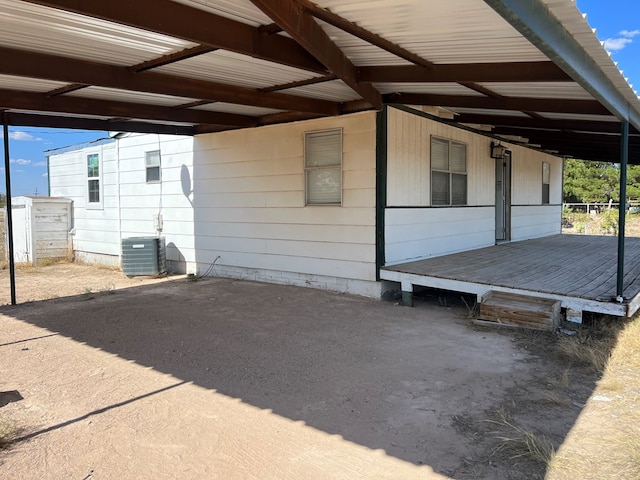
[
  {"xmin": 539, "ymin": 112, "xmax": 620, "ymax": 123},
  {"xmin": 450, "ymin": 107, "xmax": 532, "ymax": 118},
  {"xmin": 0, "ymin": 74, "xmax": 66, "ymax": 92},
  {"xmin": 8, "ymin": 109, "xmax": 114, "ymax": 121},
  {"xmin": 172, "ymin": 0, "xmax": 273, "ymax": 26},
  {"xmin": 544, "ymin": 0, "xmax": 640, "ymax": 106},
  {"xmin": 480, "ymin": 82, "xmax": 594, "ymax": 100},
  {"xmin": 193, "ymin": 103, "xmax": 283, "ymax": 116},
  {"xmin": 155, "ymin": 50, "xmax": 321, "ymax": 89},
  {"xmin": 126, "ymin": 118, "xmax": 196, "ymax": 127},
  {"xmin": 65, "ymin": 87, "xmax": 196, "ymax": 107},
  {"xmin": 375, "ymin": 82, "xmax": 484, "ymax": 96},
  {"xmin": 315, "ymin": 0, "xmax": 548, "ymax": 65},
  {"xmin": 0, "ymin": 0, "xmax": 196, "ymax": 66},
  {"xmin": 282, "ymin": 79, "xmax": 361, "ymax": 102}
]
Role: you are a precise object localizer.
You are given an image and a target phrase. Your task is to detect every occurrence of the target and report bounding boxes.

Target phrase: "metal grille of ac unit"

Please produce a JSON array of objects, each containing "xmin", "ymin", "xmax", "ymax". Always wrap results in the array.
[{"xmin": 121, "ymin": 237, "xmax": 166, "ymax": 276}]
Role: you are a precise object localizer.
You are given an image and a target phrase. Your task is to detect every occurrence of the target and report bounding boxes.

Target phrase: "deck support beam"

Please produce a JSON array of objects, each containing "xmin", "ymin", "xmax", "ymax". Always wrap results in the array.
[
  {"xmin": 401, "ymin": 281, "xmax": 414, "ymax": 307},
  {"xmin": 565, "ymin": 308, "xmax": 583, "ymax": 324},
  {"xmin": 617, "ymin": 121, "xmax": 630, "ymax": 301}
]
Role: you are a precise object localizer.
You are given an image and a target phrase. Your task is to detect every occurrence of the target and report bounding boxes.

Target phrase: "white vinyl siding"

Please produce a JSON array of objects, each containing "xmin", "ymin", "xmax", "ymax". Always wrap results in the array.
[
  {"xmin": 386, "ymin": 107, "xmax": 494, "ymax": 207},
  {"xmin": 192, "ymin": 112, "xmax": 378, "ymax": 294},
  {"xmin": 384, "ymin": 106, "xmax": 563, "ymax": 265},
  {"xmin": 145, "ymin": 150, "xmax": 161, "ymax": 183},
  {"xmin": 385, "ymin": 207, "xmax": 495, "ymax": 264},
  {"xmin": 305, "ymin": 129, "xmax": 342, "ymax": 205},
  {"xmin": 431, "ymin": 136, "xmax": 467, "ymax": 206}
]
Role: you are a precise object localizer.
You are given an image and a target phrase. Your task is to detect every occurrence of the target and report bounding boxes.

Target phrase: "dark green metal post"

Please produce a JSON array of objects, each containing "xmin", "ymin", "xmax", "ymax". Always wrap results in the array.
[
  {"xmin": 375, "ymin": 105, "xmax": 388, "ymax": 280},
  {"xmin": 3, "ymin": 114, "xmax": 16, "ymax": 305},
  {"xmin": 616, "ymin": 121, "xmax": 629, "ymax": 301}
]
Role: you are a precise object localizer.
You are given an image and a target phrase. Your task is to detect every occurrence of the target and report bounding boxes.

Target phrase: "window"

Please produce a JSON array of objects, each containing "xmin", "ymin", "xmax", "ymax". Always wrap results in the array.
[
  {"xmin": 146, "ymin": 150, "xmax": 161, "ymax": 183},
  {"xmin": 431, "ymin": 137, "xmax": 467, "ymax": 206},
  {"xmin": 542, "ymin": 161, "xmax": 550, "ymax": 204},
  {"xmin": 87, "ymin": 153, "xmax": 100, "ymax": 204},
  {"xmin": 304, "ymin": 129, "xmax": 342, "ymax": 205}
]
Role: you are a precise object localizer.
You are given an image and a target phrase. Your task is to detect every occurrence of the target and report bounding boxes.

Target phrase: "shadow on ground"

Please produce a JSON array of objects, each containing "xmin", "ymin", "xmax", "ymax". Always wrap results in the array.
[{"xmin": 0, "ymin": 277, "xmax": 601, "ymax": 479}]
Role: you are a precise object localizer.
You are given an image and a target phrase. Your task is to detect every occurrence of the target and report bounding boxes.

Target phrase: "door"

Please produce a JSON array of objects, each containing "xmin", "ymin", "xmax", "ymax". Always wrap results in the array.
[{"xmin": 495, "ymin": 151, "xmax": 511, "ymax": 242}]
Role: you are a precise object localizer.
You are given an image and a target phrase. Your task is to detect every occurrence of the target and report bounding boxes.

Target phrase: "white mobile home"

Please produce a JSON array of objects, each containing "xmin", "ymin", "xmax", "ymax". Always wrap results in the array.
[{"xmin": 47, "ymin": 105, "xmax": 561, "ymax": 298}]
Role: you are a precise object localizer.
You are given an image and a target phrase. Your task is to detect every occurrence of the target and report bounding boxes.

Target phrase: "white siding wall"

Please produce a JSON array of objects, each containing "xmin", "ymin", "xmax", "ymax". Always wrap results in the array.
[
  {"xmin": 387, "ymin": 107, "xmax": 495, "ymax": 207},
  {"xmin": 192, "ymin": 112, "xmax": 380, "ymax": 296},
  {"xmin": 116, "ymin": 133, "xmax": 196, "ymax": 270},
  {"xmin": 511, "ymin": 205, "xmax": 562, "ymax": 240},
  {"xmin": 49, "ymin": 135, "xmax": 196, "ymax": 269},
  {"xmin": 510, "ymin": 145, "xmax": 563, "ymax": 205},
  {"xmin": 48, "ymin": 139, "xmax": 121, "ymax": 261},
  {"xmin": 384, "ymin": 106, "xmax": 562, "ymax": 265},
  {"xmin": 509, "ymin": 144, "xmax": 563, "ymax": 240},
  {"xmin": 385, "ymin": 207, "xmax": 495, "ymax": 264}
]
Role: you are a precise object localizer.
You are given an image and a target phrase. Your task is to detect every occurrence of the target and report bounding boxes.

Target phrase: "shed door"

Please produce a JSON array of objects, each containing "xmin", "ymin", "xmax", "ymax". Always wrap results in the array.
[{"xmin": 495, "ymin": 152, "xmax": 511, "ymax": 242}]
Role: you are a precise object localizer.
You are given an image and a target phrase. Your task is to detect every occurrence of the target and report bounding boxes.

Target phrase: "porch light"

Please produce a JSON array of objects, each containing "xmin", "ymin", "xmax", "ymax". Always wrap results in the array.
[{"xmin": 490, "ymin": 142, "xmax": 507, "ymax": 159}]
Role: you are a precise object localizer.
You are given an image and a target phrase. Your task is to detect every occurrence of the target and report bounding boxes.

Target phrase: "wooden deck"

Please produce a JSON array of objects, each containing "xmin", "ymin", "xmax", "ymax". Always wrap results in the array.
[{"xmin": 381, "ymin": 234, "xmax": 640, "ymax": 318}]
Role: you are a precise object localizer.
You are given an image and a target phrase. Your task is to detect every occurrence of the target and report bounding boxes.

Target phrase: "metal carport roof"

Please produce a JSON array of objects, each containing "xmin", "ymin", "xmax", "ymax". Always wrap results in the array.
[{"xmin": 0, "ymin": 0, "xmax": 637, "ymax": 163}]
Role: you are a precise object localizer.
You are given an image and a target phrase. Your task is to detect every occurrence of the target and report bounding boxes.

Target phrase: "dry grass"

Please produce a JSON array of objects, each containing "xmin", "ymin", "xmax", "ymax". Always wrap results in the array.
[
  {"xmin": 555, "ymin": 319, "xmax": 622, "ymax": 372},
  {"xmin": 548, "ymin": 316, "xmax": 640, "ymax": 480},
  {"xmin": 487, "ymin": 407, "xmax": 555, "ymax": 467},
  {"xmin": 0, "ymin": 417, "xmax": 19, "ymax": 450}
]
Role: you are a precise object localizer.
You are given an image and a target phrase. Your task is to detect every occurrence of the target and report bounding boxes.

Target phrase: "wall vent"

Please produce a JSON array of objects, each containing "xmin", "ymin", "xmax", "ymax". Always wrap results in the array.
[{"xmin": 121, "ymin": 237, "xmax": 166, "ymax": 276}]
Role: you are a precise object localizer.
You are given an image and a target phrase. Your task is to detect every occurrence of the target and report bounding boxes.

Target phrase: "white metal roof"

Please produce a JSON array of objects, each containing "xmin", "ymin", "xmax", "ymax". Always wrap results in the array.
[{"xmin": 0, "ymin": 0, "xmax": 637, "ymax": 161}]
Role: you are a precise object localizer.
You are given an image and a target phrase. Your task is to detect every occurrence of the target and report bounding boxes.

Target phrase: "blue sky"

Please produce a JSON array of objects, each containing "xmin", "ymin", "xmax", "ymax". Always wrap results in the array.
[{"xmin": 1, "ymin": 2, "xmax": 639, "ymax": 197}]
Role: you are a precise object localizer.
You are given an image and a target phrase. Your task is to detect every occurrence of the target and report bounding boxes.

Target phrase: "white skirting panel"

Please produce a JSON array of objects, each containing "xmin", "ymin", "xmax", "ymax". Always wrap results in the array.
[
  {"xmin": 385, "ymin": 207, "xmax": 495, "ymax": 265},
  {"xmin": 206, "ymin": 264, "xmax": 385, "ymax": 298}
]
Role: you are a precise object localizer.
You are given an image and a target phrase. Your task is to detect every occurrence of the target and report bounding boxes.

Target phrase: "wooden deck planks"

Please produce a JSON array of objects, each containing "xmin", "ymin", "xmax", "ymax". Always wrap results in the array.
[{"xmin": 383, "ymin": 234, "xmax": 640, "ymax": 305}]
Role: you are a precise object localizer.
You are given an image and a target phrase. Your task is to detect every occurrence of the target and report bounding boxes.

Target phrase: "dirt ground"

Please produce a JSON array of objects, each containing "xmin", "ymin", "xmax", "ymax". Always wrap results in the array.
[{"xmin": 0, "ymin": 264, "xmax": 602, "ymax": 479}]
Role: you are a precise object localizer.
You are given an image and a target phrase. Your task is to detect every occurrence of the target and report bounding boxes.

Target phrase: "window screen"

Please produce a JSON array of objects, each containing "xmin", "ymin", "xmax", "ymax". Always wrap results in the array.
[
  {"xmin": 542, "ymin": 162, "xmax": 550, "ymax": 204},
  {"xmin": 146, "ymin": 150, "xmax": 161, "ymax": 183},
  {"xmin": 431, "ymin": 137, "xmax": 467, "ymax": 206},
  {"xmin": 305, "ymin": 129, "xmax": 342, "ymax": 205}
]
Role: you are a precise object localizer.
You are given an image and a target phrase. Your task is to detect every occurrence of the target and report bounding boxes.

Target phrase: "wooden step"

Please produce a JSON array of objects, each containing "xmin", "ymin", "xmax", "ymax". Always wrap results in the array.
[{"xmin": 477, "ymin": 291, "xmax": 560, "ymax": 331}]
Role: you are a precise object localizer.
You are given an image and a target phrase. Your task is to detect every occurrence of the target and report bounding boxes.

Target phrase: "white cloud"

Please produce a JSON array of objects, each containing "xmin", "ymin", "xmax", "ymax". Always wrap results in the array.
[
  {"xmin": 42, "ymin": 172, "xmax": 48, "ymax": 177},
  {"xmin": 604, "ymin": 29, "xmax": 640, "ymax": 52},
  {"xmin": 9, "ymin": 131, "xmax": 42, "ymax": 141},
  {"xmin": 32, "ymin": 161, "xmax": 47, "ymax": 167},
  {"xmin": 10, "ymin": 158, "xmax": 32, "ymax": 165}
]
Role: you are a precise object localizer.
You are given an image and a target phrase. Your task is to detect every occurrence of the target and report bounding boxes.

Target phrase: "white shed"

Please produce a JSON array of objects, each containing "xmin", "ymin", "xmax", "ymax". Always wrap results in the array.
[{"xmin": 8, "ymin": 196, "xmax": 73, "ymax": 264}]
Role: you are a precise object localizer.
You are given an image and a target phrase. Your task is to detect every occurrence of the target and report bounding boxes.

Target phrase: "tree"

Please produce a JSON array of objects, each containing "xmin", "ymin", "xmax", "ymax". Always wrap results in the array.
[{"xmin": 563, "ymin": 159, "xmax": 630, "ymax": 203}]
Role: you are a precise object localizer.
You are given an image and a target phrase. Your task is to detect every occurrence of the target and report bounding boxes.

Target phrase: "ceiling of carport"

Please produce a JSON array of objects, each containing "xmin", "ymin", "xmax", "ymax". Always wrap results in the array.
[{"xmin": 0, "ymin": 0, "xmax": 638, "ymax": 163}]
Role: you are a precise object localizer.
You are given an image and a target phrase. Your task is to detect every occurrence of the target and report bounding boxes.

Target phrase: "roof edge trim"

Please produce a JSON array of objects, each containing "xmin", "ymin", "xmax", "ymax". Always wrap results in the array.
[{"xmin": 484, "ymin": 0, "xmax": 640, "ymax": 131}]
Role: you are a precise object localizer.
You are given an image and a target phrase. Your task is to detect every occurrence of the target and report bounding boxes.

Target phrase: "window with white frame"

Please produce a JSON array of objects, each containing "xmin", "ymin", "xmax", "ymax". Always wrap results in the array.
[
  {"xmin": 431, "ymin": 136, "xmax": 467, "ymax": 206},
  {"xmin": 304, "ymin": 129, "xmax": 342, "ymax": 205},
  {"xmin": 542, "ymin": 161, "xmax": 550, "ymax": 204},
  {"xmin": 146, "ymin": 150, "xmax": 161, "ymax": 183},
  {"xmin": 87, "ymin": 153, "xmax": 100, "ymax": 204}
]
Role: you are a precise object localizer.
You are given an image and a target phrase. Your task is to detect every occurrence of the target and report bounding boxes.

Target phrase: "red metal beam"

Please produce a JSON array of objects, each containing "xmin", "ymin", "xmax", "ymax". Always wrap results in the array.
[
  {"xmin": 0, "ymin": 89, "xmax": 257, "ymax": 127},
  {"xmin": 358, "ymin": 62, "xmax": 571, "ymax": 83},
  {"xmin": 250, "ymin": 0, "xmax": 383, "ymax": 110},
  {"xmin": 22, "ymin": 0, "xmax": 328, "ymax": 74},
  {"xmin": 0, "ymin": 47, "xmax": 340, "ymax": 116}
]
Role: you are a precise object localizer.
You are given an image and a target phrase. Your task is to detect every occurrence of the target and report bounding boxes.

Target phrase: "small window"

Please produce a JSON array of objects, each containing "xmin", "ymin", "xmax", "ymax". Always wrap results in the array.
[
  {"xmin": 87, "ymin": 153, "xmax": 100, "ymax": 204},
  {"xmin": 431, "ymin": 137, "xmax": 467, "ymax": 206},
  {"xmin": 305, "ymin": 129, "xmax": 342, "ymax": 205},
  {"xmin": 146, "ymin": 150, "xmax": 161, "ymax": 183},
  {"xmin": 542, "ymin": 162, "xmax": 550, "ymax": 204}
]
